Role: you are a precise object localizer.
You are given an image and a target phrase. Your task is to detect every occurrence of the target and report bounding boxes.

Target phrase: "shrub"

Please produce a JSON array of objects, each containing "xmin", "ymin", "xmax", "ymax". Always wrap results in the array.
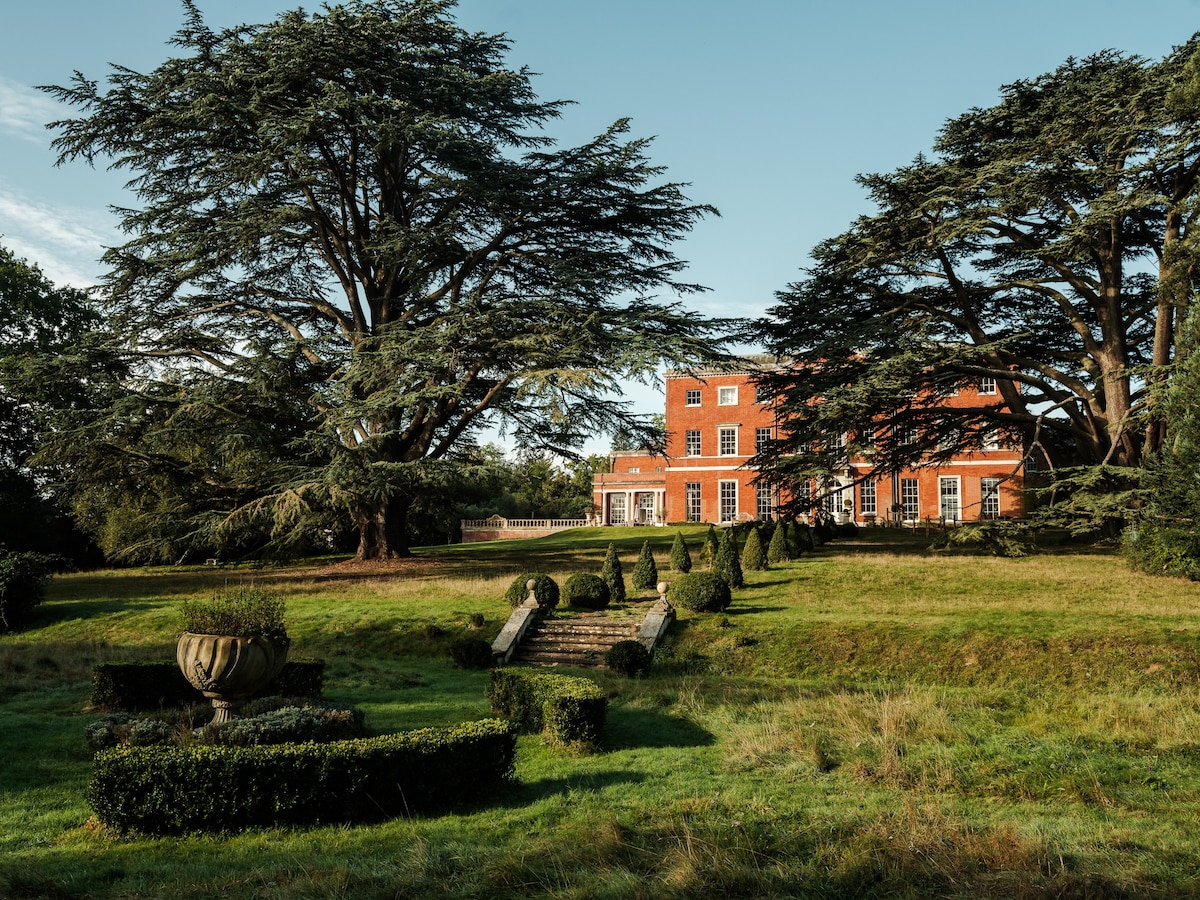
[
  {"xmin": 714, "ymin": 528, "xmax": 744, "ymax": 589},
  {"xmin": 180, "ymin": 586, "xmax": 286, "ymax": 641},
  {"xmin": 89, "ymin": 718, "xmax": 517, "ymax": 834},
  {"xmin": 631, "ymin": 540, "xmax": 659, "ymax": 590},
  {"xmin": 503, "ymin": 573, "xmax": 559, "ymax": 611},
  {"xmin": 767, "ymin": 520, "xmax": 790, "ymax": 563},
  {"xmin": 468, "ymin": 612, "xmax": 486, "ymax": 629},
  {"xmin": 812, "ymin": 519, "xmax": 833, "ymax": 545},
  {"xmin": 669, "ymin": 571, "xmax": 732, "ymax": 612},
  {"xmin": 90, "ymin": 660, "xmax": 325, "ymax": 712},
  {"xmin": 741, "ymin": 526, "xmax": 768, "ymax": 571},
  {"xmin": 669, "ymin": 531, "xmax": 692, "ymax": 573},
  {"xmin": 701, "ymin": 524, "xmax": 720, "ymax": 567},
  {"xmin": 487, "ymin": 669, "xmax": 606, "ymax": 748},
  {"xmin": 203, "ymin": 704, "xmax": 366, "ymax": 746},
  {"xmin": 449, "ymin": 637, "xmax": 495, "ymax": 669},
  {"xmin": 794, "ymin": 521, "xmax": 815, "ymax": 553},
  {"xmin": 0, "ymin": 550, "xmax": 57, "ymax": 633},
  {"xmin": 85, "ymin": 703, "xmax": 366, "ymax": 752},
  {"xmin": 605, "ymin": 640, "xmax": 652, "ymax": 677},
  {"xmin": 1127, "ymin": 524, "xmax": 1200, "ymax": 579},
  {"xmin": 834, "ymin": 521, "xmax": 860, "ymax": 539},
  {"xmin": 562, "ymin": 572, "xmax": 610, "ymax": 610},
  {"xmin": 599, "ymin": 543, "xmax": 625, "ymax": 604}
]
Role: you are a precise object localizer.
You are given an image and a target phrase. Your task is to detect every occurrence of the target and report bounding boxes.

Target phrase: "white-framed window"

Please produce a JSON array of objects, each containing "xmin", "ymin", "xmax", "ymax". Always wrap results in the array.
[
  {"xmin": 719, "ymin": 480, "xmax": 738, "ymax": 522},
  {"xmin": 755, "ymin": 427, "xmax": 773, "ymax": 453},
  {"xmin": 901, "ymin": 426, "xmax": 919, "ymax": 445},
  {"xmin": 756, "ymin": 483, "xmax": 776, "ymax": 519},
  {"xmin": 860, "ymin": 479, "xmax": 877, "ymax": 516},
  {"xmin": 939, "ymin": 476, "xmax": 961, "ymax": 522},
  {"xmin": 685, "ymin": 389, "xmax": 702, "ymax": 407},
  {"xmin": 685, "ymin": 429, "xmax": 701, "ymax": 456},
  {"xmin": 755, "ymin": 383, "xmax": 772, "ymax": 404},
  {"xmin": 718, "ymin": 385, "xmax": 738, "ymax": 406},
  {"xmin": 718, "ymin": 426, "xmax": 738, "ymax": 456},
  {"xmin": 901, "ymin": 478, "xmax": 920, "ymax": 520},
  {"xmin": 979, "ymin": 376, "xmax": 997, "ymax": 395},
  {"xmin": 981, "ymin": 428, "xmax": 1000, "ymax": 451},
  {"xmin": 628, "ymin": 467, "xmax": 640, "ymax": 474},
  {"xmin": 981, "ymin": 477, "xmax": 1000, "ymax": 518},
  {"xmin": 609, "ymin": 493, "xmax": 627, "ymax": 525},
  {"xmin": 686, "ymin": 482, "xmax": 701, "ymax": 522}
]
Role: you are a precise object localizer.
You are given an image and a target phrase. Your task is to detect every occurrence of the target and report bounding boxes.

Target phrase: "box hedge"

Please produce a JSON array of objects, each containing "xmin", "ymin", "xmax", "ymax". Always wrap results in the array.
[
  {"xmin": 669, "ymin": 571, "xmax": 732, "ymax": 612},
  {"xmin": 90, "ymin": 659, "xmax": 325, "ymax": 712},
  {"xmin": 487, "ymin": 669, "xmax": 606, "ymax": 748},
  {"xmin": 89, "ymin": 718, "xmax": 517, "ymax": 834}
]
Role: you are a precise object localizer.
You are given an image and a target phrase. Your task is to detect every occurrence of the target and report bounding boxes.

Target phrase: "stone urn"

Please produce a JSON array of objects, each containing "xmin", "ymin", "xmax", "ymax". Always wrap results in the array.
[{"xmin": 176, "ymin": 632, "xmax": 290, "ymax": 724}]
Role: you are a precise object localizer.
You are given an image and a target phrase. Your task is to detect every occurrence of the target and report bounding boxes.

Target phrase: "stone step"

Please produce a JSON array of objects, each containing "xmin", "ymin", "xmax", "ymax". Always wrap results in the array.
[
  {"xmin": 508, "ymin": 612, "xmax": 652, "ymax": 670},
  {"xmin": 509, "ymin": 650, "xmax": 607, "ymax": 668}
]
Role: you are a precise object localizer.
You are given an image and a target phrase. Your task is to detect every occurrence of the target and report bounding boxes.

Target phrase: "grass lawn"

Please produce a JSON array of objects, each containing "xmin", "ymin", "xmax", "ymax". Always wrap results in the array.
[{"xmin": 4, "ymin": 525, "xmax": 1200, "ymax": 898}]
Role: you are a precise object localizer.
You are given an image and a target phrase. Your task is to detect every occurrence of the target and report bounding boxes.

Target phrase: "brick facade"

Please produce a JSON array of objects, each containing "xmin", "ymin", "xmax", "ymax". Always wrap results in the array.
[{"xmin": 592, "ymin": 360, "xmax": 1025, "ymax": 526}]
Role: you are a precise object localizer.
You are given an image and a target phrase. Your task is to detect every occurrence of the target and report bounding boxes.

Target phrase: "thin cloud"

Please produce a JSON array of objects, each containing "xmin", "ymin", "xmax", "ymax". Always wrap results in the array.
[
  {"xmin": 0, "ymin": 185, "xmax": 111, "ymax": 288},
  {"xmin": 0, "ymin": 77, "xmax": 63, "ymax": 144}
]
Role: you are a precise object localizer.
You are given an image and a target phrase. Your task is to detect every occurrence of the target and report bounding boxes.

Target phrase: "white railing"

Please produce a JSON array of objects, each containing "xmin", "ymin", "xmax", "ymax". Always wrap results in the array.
[{"xmin": 461, "ymin": 517, "xmax": 589, "ymax": 530}]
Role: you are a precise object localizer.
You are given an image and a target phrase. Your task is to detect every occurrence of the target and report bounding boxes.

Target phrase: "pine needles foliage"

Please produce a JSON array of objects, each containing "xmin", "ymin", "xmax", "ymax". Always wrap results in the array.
[
  {"xmin": 631, "ymin": 540, "xmax": 659, "ymax": 591},
  {"xmin": 741, "ymin": 526, "xmax": 768, "ymax": 571},
  {"xmin": 600, "ymin": 543, "xmax": 626, "ymax": 604},
  {"xmin": 669, "ymin": 531, "xmax": 692, "ymax": 572}
]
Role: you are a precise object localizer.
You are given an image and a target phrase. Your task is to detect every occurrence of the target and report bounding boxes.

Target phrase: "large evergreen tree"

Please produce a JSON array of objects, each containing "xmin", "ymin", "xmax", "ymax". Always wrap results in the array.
[
  {"xmin": 45, "ymin": 0, "xmax": 730, "ymax": 559},
  {"xmin": 756, "ymin": 40, "xmax": 1200, "ymax": 522}
]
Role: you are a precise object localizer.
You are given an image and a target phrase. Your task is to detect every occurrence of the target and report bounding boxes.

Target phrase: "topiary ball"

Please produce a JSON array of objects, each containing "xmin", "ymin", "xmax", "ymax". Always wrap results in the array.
[
  {"xmin": 504, "ymin": 573, "xmax": 560, "ymax": 611},
  {"xmin": 669, "ymin": 571, "xmax": 732, "ymax": 613},
  {"xmin": 449, "ymin": 637, "xmax": 495, "ymax": 670},
  {"xmin": 605, "ymin": 640, "xmax": 652, "ymax": 677},
  {"xmin": 562, "ymin": 573, "xmax": 611, "ymax": 610}
]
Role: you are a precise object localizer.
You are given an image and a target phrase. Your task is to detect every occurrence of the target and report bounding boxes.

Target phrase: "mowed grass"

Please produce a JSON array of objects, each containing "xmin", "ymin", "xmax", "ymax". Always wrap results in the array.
[{"xmin": 4, "ymin": 526, "xmax": 1200, "ymax": 897}]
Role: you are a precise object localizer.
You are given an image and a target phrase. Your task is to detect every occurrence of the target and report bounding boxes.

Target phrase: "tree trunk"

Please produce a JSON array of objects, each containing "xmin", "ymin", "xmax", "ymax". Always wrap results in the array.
[{"xmin": 355, "ymin": 496, "xmax": 412, "ymax": 560}]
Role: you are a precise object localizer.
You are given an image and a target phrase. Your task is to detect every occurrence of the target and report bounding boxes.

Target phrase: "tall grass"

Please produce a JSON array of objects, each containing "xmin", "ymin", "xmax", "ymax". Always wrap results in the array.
[{"xmin": 4, "ymin": 527, "xmax": 1200, "ymax": 896}]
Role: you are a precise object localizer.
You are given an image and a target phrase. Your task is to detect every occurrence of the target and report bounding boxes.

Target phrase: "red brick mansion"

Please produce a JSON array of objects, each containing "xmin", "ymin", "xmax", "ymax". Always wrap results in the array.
[{"xmin": 591, "ymin": 356, "xmax": 1026, "ymax": 527}]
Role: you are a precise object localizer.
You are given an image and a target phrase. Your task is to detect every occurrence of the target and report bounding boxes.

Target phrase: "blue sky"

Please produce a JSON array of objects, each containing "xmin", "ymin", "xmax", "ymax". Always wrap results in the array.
[{"xmin": 2, "ymin": 0, "xmax": 1199, "ymax": 427}]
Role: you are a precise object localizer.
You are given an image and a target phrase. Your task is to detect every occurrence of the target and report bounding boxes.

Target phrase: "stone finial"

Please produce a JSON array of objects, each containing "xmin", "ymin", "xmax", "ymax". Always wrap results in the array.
[
  {"xmin": 522, "ymin": 578, "xmax": 541, "ymax": 609},
  {"xmin": 654, "ymin": 580, "xmax": 672, "ymax": 613}
]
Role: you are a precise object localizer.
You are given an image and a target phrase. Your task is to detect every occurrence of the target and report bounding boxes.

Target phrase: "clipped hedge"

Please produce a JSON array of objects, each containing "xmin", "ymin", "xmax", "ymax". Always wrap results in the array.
[
  {"xmin": 562, "ymin": 572, "xmax": 610, "ymax": 610},
  {"xmin": 91, "ymin": 659, "xmax": 325, "ymax": 712},
  {"xmin": 504, "ymin": 572, "xmax": 560, "ymax": 611},
  {"xmin": 89, "ymin": 718, "xmax": 517, "ymax": 834},
  {"xmin": 669, "ymin": 571, "xmax": 732, "ymax": 612},
  {"xmin": 487, "ymin": 669, "xmax": 606, "ymax": 748}
]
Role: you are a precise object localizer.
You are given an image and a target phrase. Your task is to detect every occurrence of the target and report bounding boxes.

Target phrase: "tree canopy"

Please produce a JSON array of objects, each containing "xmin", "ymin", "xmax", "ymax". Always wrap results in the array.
[
  {"xmin": 755, "ymin": 38, "xmax": 1200, "ymax": 518},
  {"xmin": 44, "ymin": 0, "xmax": 732, "ymax": 560}
]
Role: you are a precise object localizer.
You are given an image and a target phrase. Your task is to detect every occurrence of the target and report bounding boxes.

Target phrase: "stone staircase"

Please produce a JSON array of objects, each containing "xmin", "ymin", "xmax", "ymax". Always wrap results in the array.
[{"xmin": 508, "ymin": 614, "xmax": 642, "ymax": 669}]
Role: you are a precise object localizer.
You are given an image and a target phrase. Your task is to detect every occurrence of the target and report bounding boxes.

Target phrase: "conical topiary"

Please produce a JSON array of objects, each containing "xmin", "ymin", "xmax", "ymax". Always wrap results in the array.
[
  {"xmin": 767, "ymin": 520, "xmax": 790, "ymax": 564},
  {"xmin": 669, "ymin": 531, "xmax": 692, "ymax": 573},
  {"xmin": 741, "ymin": 525, "xmax": 768, "ymax": 571},
  {"xmin": 715, "ymin": 527, "xmax": 744, "ymax": 589},
  {"xmin": 600, "ymin": 542, "xmax": 626, "ymax": 604},
  {"xmin": 631, "ymin": 540, "xmax": 659, "ymax": 591},
  {"xmin": 701, "ymin": 524, "xmax": 720, "ymax": 568}
]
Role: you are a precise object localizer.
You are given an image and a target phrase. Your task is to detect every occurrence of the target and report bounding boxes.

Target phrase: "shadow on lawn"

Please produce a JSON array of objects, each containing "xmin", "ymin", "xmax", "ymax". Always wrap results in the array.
[
  {"xmin": 517, "ymin": 769, "xmax": 649, "ymax": 803},
  {"xmin": 605, "ymin": 707, "xmax": 715, "ymax": 751}
]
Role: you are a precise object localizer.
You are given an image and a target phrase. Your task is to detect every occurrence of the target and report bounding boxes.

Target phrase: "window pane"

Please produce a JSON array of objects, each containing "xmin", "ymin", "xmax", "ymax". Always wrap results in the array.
[{"xmin": 719, "ymin": 427, "xmax": 738, "ymax": 455}]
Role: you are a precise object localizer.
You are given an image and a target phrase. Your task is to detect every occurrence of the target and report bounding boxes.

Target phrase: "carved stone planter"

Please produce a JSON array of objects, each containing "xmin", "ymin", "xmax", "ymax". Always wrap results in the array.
[{"xmin": 176, "ymin": 632, "xmax": 290, "ymax": 724}]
